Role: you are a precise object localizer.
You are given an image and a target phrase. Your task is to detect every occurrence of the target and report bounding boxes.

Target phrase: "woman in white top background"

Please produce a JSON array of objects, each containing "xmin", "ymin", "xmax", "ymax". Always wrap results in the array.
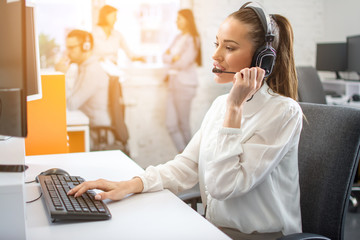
[
  {"xmin": 69, "ymin": 2, "xmax": 303, "ymax": 239},
  {"xmin": 162, "ymin": 9, "xmax": 202, "ymax": 153},
  {"xmin": 92, "ymin": 5, "xmax": 144, "ymax": 64}
]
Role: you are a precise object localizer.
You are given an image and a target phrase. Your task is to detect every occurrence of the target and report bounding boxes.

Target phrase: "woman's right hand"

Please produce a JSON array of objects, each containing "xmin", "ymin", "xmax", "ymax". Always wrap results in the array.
[
  {"xmin": 223, "ymin": 67, "xmax": 265, "ymax": 128},
  {"xmin": 67, "ymin": 177, "xmax": 144, "ymax": 201},
  {"xmin": 227, "ymin": 67, "xmax": 265, "ymax": 107}
]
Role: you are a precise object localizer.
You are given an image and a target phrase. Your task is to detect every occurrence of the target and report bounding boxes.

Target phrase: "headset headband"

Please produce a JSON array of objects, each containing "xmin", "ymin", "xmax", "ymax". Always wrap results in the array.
[{"xmin": 240, "ymin": 2, "xmax": 274, "ymax": 43}]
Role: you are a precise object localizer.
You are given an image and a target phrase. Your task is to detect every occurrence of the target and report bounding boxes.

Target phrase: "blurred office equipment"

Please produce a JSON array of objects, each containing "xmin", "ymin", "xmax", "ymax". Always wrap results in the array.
[
  {"xmin": 280, "ymin": 103, "xmax": 360, "ymax": 240},
  {"xmin": 347, "ymin": 35, "xmax": 360, "ymax": 75},
  {"xmin": 296, "ymin": 66, "xmax": 327, "ymax": 104},
  {"xmin": 25, "ymin": 3, "xmax": 42, "ymax": 101},
  {"xmin": 316, "ymin": 42, "xmax": 347, "ymax": 80}
]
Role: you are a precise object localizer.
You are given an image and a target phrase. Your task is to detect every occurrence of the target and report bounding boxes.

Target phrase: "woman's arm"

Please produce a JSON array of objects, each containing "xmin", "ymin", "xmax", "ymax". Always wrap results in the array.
[{"xmin": 68, "ymin": 129, "xmax": 203, "ymax": 200}]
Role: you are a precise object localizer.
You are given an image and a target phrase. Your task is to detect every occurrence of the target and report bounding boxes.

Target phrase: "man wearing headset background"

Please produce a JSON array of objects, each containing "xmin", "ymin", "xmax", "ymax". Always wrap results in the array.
[{"xmin": 55, "ymin": 29, "xmax": 111, "ymax": 148}]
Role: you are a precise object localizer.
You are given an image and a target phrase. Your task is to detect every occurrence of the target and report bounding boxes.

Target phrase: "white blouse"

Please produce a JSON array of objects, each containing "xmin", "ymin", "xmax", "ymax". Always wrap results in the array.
[
  {"xmin": 138, "ymin": 82, "xmax": 303, "ymax": 235},
  {"xmin": 92, "ymin": 26, "xmax": 131, "ymax": 63},
  {"xmin": 162, "ymin": 33, "xmax": 199, "ymax": 86}
]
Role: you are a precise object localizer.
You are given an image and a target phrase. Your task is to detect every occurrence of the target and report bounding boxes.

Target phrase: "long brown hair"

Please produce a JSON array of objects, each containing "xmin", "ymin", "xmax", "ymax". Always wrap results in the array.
[
  {"xmin": 229, "ymin": 9, "xmax": 298, "ymax": 100},
  {"xmin": 97, "ymin": 5, "xmax": 117, "ymax": 26},
  {"xmin": 178, "ymin": 9, "xmax": 202, "ymax": 66}
]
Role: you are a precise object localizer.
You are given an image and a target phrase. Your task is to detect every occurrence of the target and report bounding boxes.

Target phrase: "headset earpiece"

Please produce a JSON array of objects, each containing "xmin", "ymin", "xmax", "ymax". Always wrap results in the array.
[
  {"xmin": 82, "ymin": 34, "xmax": 92, "ymax": 52},
  {"xmin": 250, "ymin": 43, "xmax": 276, "ymax": 77},
  {"xmin": 241, "ymin": 2, "xmax": 276, "ymax": 77}
]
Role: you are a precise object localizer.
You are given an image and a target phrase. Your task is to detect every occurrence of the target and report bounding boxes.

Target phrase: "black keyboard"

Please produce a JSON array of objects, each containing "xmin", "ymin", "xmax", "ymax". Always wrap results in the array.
[{"xmin": 38, "ymin": 174, "xmax": 112, "ymax": 222}]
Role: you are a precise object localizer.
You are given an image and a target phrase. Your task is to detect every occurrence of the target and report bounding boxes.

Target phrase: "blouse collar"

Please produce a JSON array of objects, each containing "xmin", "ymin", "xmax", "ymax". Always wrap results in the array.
[{"xmin": 242, "ymin": 81, "xmax": 277, "ymax": 117}]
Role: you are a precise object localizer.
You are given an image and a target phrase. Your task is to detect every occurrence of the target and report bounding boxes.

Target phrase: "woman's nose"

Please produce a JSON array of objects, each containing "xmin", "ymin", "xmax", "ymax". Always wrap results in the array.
[{"xmin": 212, "ymin": 48, "xmax": 223, "ymax": 62}]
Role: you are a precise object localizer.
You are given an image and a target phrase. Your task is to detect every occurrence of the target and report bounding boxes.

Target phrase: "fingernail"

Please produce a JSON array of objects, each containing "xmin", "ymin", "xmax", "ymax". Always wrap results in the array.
[{"xmin": 95, "ymin": 195, "xmax": 101, "ymax": 200}]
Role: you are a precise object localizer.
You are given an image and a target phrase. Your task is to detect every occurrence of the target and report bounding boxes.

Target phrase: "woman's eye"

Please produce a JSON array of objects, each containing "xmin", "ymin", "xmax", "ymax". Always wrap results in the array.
[
  {"xmin": 226, "ymin": 46, "xmax": 234, "ymax": 51},
  {"xmin": 214, "ymin": 42, "xmax": 219, "ymax": 48}
]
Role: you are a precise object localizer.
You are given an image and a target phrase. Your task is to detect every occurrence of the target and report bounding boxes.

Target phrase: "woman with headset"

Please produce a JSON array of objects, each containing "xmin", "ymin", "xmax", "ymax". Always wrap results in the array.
[{"xmin": 69, "ymin": 2, "xmax": 302, "ymax": 238}]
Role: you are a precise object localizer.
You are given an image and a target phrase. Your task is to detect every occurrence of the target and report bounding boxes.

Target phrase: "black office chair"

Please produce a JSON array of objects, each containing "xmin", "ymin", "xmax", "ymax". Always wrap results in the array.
[
  {"xmin": 279, "ymin": 102, "xmax": 360, "ymax": 240},
  {"xmin": 92, "ymin": 76, "xmax": 130, "ymax": 155},
  {"xmin": 296, "ymin": 66, "xmax": 327, "ymax": 104}
]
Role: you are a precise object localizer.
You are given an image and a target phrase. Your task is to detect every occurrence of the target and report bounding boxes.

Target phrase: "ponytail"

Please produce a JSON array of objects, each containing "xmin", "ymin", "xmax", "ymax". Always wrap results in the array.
[{"xmin": 267, "ymin": 14, "xmax": 298, "ymax": 100}]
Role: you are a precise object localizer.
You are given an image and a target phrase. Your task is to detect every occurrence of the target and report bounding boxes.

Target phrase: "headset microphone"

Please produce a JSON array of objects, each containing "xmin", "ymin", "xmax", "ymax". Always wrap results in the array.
[{"xmin": 212, "ymin": 68, "xmax": 236, "ymax": 74}]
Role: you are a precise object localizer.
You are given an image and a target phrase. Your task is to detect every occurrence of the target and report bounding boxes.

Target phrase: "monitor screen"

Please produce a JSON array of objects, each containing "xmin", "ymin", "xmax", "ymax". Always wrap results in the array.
[
  {"xmin": 347, "ymin": 35, "xmax": 360, "ymax": 74},
  {"xmin": 316, "ymin": 43, "xmax": 347, "ymax": 78},
  {"xmin": 0, "ymin": 0, "xmax": 27, "ymax": 137},
  {"xmin": 25, "ymin": 4, "xmax": 42, "ymax": 101}
]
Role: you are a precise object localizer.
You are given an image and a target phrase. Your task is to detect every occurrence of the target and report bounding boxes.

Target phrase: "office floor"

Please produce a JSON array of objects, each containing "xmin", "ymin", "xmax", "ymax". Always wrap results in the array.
[{"xmin": 121, "ymin": 78, "xmax": 360, "ymax": 239}]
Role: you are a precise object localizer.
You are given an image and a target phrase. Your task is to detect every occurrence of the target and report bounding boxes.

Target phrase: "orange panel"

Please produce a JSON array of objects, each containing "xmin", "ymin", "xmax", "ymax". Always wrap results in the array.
[
  {"xmin": 68, "ymin": 131, "xmax": 85, "ymax": 153},
  {"xmin": 25, "ymin": 74, "xmax": 69, "ymax": 155}
]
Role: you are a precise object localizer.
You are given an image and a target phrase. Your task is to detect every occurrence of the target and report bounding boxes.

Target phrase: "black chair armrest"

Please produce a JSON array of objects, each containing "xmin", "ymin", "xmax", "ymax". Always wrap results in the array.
[{"xmin": 278, "ymin": 233, "xmax": 330, "ymax": 240}]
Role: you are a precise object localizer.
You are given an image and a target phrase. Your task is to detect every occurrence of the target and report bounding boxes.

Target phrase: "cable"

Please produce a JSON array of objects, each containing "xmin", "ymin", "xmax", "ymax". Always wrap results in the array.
[
  {"xmin": 25, "ymin": 179, "xmax": 37, "ymax": 184},
  {"xmin": 26, "ymin": 192, "xmax": 42, "ymax": 204}
]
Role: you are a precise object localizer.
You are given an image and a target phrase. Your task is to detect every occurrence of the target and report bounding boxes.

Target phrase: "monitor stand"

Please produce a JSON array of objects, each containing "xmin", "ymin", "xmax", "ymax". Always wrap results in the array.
[
  {"xmin": 0, "ymin": 136, "xmax": 27, "ymax": 239},
  {"xmin": 335, "ymin": 71, "xmax": 341, "ymax": 79}
]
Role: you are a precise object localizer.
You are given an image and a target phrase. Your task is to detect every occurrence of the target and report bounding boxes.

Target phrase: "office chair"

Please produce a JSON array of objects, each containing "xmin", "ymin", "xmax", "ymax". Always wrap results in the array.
[
  {"xmin": 92, "ymin": 76, "xmax": 129, "ymax": 155},
  {"xmin": 177, "ymin": 183, "xmax": 202, "ymax": 213},
  {"xmin": 296, "ymin": 66, "xmax": 327, "ymax": 104},
  {"xmin": 279, "ymin": 102, "xmax": 360, "ymax": 240}
]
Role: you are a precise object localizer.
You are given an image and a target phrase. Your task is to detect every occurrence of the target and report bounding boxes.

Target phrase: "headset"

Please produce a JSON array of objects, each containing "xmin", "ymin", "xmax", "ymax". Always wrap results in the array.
[
  {"xmin": 82, "ymin": 33, "xmax": 92, "ymax": 52},
  {"xmin": 240, "ymin": 2, "xmax": 276, "ymax": 77}
]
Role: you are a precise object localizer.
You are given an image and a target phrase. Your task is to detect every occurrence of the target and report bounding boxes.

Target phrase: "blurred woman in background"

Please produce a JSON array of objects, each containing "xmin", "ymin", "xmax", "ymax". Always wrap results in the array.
[
  {"xmin": 92, "ymin": 5, "xmax": 144, "ymax": 64},
  {"xmin": 163, "ymin": 9, "xmax": 202, "ymax": 153}
]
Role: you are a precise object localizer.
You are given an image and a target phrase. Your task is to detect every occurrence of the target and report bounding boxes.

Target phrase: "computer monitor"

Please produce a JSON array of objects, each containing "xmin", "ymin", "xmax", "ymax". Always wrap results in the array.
[
  {"xmin": 26, "ymin": 3, "xmax": 42, "ymax": 101},
  {"xmin": 347, "ymin": 35, "xmax": 360, "ymax": 74},
  {"xmin": 316, "ymin": 42, "xmax": 347, "ymax": 79},
  {"xmin": 0, "ymin": 1, "xmax": 28, "ymax": 238},
  {"xmin": 0, "ymin": 0, "xmax": 27, "ymax": 137},
  {"xmin": 0, "ymin": 1, "xmax": 41, "ymax": 137}
]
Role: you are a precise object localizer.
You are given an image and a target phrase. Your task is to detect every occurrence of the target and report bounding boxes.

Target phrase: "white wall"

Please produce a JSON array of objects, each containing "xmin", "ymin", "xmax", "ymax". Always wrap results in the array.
[{"xmin": 323, "ymin": 0, "xmax": 360, "ymax": 41}]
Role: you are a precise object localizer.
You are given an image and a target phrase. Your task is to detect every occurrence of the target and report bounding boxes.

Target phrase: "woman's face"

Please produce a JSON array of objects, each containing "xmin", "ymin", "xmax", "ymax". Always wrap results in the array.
[
  {"xmin": 106, "ymin": 11, "xmax": 117, "ymax": 27},
  {"xmin": 176, "ymin": 14, "xmax": 187, "ymax": 32},
  {"xmin": 212, "ymin": 17, "xmax": 254, "ymax": 84}
]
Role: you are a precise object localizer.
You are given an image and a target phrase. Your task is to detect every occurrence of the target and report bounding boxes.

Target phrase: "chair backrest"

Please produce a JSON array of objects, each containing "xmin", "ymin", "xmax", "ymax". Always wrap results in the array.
[
  {"xmin": 108, "ymin": 76, "xmax": 129, "ymax": 145},
  {"xmin": 298, "ymin": 103, "xmax": 360, "ymax": 240},
  {"xmin": 297, "ymin": 66, "xmax": 327, "ymax": 104}
]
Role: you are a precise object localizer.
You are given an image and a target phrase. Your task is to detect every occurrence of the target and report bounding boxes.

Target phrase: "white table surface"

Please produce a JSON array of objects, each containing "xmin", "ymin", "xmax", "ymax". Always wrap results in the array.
[{"xmin": 24, "ymin": 150, "xmax": 229, "ymax": 240}]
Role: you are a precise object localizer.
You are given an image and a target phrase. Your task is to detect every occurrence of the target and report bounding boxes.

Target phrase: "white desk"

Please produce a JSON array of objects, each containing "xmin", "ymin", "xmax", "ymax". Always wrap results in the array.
[{"xmin": 24, "ymin": 151, "xmax": 229, "ymax": 240}]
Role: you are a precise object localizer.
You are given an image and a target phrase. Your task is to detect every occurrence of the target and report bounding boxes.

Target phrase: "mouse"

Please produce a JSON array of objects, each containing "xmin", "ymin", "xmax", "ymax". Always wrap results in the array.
[
  {"xmin": 35, "ymin": 168, "xmax": 70, "ymax": 183},
  {"xmin": 352, "ymin": 94, "xmax": 360, "ymax": 102}
]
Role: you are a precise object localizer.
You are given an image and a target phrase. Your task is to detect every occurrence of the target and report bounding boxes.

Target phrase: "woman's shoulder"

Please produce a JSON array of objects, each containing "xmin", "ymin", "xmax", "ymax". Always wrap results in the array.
[
  {"xmin": 271, "ymin": 94, "xmax": 303, "ymax": 118},
  {"xmin": 92, "ymin": 26, "xmax": 103, "ymax": 35}
]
